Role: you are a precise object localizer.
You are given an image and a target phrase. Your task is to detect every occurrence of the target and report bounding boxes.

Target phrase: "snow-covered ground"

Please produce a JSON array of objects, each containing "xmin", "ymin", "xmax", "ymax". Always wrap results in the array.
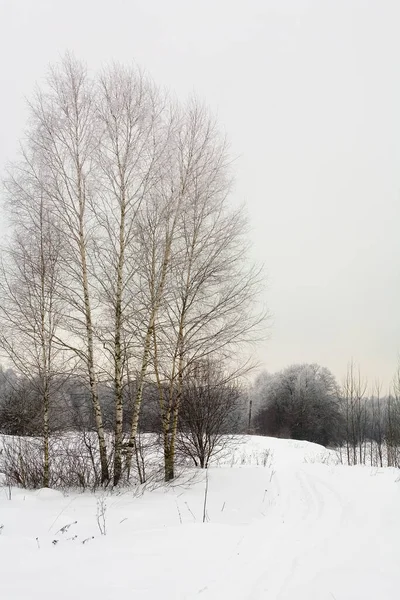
[{"xmin": 1, "ymin": 436, "xmax": 399, "ymax": 599}]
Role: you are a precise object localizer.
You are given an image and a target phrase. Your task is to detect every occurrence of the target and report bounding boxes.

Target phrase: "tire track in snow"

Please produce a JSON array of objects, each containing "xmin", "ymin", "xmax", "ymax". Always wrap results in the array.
[
  {"xmin": 249, "ymin": 467, "xmax": 345, "ymax": 600},
  {"xmin": 195, "ymin": 465, "xmax": 345, "ymax": 600},
  {"xmin": 193, "ymin": 463, "xmax": 347, "ymax": 600}
]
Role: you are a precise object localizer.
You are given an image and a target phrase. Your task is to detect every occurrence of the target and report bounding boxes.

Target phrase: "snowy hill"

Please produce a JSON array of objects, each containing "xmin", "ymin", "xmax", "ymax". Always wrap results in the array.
[{"xmin": 0, "ymin": 436, "xmax": 399, "ymax": 599}]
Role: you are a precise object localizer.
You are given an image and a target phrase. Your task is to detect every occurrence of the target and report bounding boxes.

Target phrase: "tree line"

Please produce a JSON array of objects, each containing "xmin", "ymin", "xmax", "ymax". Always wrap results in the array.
[{"xmin": 252, "ymin": 361, "xmax": 400, "ymax": 468}]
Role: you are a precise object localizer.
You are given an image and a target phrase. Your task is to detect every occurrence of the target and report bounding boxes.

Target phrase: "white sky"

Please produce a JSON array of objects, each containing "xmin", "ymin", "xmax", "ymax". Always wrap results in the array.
[{"xmin": 1, "ymin": 0, "xmax": 400, "ymax": 389}]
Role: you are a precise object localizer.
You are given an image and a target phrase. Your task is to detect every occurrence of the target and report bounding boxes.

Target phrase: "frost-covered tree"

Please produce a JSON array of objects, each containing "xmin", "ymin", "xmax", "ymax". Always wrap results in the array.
[
  {"xmin": 1, "ymin": 53, "xmax": 267, "ymax": 488},
  {"xmin": 254, "ymin": 363, "xmax": 342, "ymax": 446}
]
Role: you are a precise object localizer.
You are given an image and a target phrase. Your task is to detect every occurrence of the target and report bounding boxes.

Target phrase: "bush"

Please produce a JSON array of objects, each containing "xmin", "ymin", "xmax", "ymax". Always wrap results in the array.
[
  {"xmin": 0, "ymin": 434, "xmax": 112, "ymax": 490},
  {"xmin": 177, "ymin": 360, "xmax": 244, "ymax": 468}
]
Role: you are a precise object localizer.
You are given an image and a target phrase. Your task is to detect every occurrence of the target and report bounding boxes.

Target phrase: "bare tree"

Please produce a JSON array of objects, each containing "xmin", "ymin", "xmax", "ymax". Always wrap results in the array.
[
  {"xmin": 92, "ymin": 65, "xmax": 170, "ymax": 485},
  {"xmin": 342, "ymin": 362, "xmax": 367, "ymax": 465},
  {"xmin": 386, "ymin": 363, "xmax": 400, "ymax": 467},
  {"xmin": 152, "ymin": 100, "xmax": 266, "ymax": 481},
  {"xmin": 370, "ymin": 380, "xmax": 384, "ymax": 467},
  {"xmin": 123, "ymin": 99, "xmax": 192, "ymax": 478},
  {"xmin": 23, "ymin": 54, "xmax": 111, "ymax": 483},
  {"xmin": 177, "ymin": 359, "xmax": 243, "ymax": 468},
  {"xmin": 0, "ymin": 160, "xmax": 65, "ymax": 486}
]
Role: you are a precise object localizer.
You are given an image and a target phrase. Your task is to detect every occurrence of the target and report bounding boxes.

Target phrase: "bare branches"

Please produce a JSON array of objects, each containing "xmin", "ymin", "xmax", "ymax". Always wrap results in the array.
[
  {"xmin": 1, "ymin": 149, "xmax": 66, "ymax": 487},
  {"xmin": 1, "ymin": 54, "xmax": 268, "ymax": 487},
  {"xmin": 177, "ymin": 359, "xmax": 243, "ymax": 469},
  {"xmin": 13, "ymin": 54, "xmax": 110, "ymax": 483},
  {"xmin": 150, "ymin": 99, "xmax": 267, "ymax": 481},
  {"xmin": 342, "ymin": 361, "xmax": 368, "ymax": 465}
]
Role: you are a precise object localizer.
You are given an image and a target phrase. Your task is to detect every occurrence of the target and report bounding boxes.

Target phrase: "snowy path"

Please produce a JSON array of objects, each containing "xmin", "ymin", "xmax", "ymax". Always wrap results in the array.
[
  {"xmin": 197, "ymin": 461, "xmax": 399, "ymax": 600},
  {"xmin": 1, "ymin": 437, "xmax": 399, "ymax": 600},
  {"xmin": 196, "ymin": 464, "xmax": 344, "ymax": 600}
]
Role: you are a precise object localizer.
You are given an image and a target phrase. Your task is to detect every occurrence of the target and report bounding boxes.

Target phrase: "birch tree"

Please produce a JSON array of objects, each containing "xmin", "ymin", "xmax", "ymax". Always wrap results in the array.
[
  {"xmin": 0, "ymin": 160, "xmax": 64, "ymax": 487},
  {"xmin": 152, "ymin": 101, "xmax": 266, "ymax": 481},
  {"xmin": 123, "ymin": 99, "xmax": 195, "ymax": 478},
  {"xmin": 93, "ymin": 65, "xmax": 171, "ymax": 485},
  {"xmin": 26, "ymin": 55, "xmax": 110, "ymax": 483}
]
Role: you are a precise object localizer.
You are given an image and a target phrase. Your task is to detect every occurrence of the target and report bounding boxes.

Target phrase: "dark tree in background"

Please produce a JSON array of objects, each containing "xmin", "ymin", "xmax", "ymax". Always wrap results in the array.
[{"xmin": 254, "ymin": 363, "xmax": 343, "ymax": 446}]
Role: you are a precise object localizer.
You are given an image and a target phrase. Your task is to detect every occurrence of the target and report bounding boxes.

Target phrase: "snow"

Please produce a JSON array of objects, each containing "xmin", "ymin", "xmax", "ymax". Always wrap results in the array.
[{"xmin": 1, "ymin": 435, "xmax": 399, "ymax": 599}]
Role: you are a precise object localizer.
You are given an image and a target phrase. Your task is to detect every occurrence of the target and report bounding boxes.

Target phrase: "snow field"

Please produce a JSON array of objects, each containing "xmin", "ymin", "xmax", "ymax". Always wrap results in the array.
[{"xmin": 0, "ymin": 436, "xmax": 399, "ymax": 599}]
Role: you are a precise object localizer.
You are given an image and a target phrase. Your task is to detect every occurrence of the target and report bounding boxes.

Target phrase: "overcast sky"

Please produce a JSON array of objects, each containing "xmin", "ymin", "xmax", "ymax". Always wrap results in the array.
[{"xmin": 1, "ymin": 0, "xmax": 399, "ymax": 388}]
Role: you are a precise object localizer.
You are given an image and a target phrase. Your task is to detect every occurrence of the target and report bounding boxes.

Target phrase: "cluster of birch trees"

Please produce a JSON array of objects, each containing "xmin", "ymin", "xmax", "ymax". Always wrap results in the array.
[{"xmin": 0, "ymin": 55, "xmax": 264, "ymax": 487}]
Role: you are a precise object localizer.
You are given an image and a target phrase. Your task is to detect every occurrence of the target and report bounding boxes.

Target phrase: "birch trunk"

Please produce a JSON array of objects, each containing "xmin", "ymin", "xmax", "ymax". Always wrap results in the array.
[{"xmin": 112, "ymin": 199, "xmax": 126, "ymax": 486}]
